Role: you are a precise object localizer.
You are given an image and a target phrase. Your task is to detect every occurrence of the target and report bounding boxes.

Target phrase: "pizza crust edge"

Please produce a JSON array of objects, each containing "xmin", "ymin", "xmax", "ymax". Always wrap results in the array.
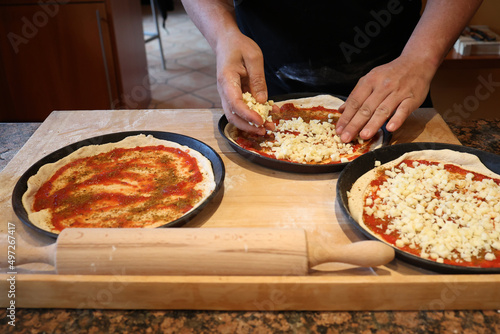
[
  {"xmin": 347, "ymin": 148, "xmax": 500, "ymax": 244},
  {"xmin": 226, "ymin": 94, "xmax": 384, "ymax": 164},
  {"xmin": 22, "ymin": 134, "xmax": 216, "ymax": 234},
  {"xmin": 272, "ymin": 94, "xmax": 345, "ymax": 109}
]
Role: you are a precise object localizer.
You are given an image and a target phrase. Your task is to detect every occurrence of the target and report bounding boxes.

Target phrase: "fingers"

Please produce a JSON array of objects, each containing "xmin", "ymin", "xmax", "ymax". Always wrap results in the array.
[
  {"xmin": 223, "ymin": 98, "xmax": 267, "ymax": 135},
  {"xmin": 336, "ymin": 61, "xmax": 430, "ymax": 143},
  {"xmin": 217, "ymin": 61, "xmax": 269, "ymax": 134},
  {"xmin": 359, "ymin": 93, "xmax": 417, "ymax": 139},
  {"xmin": 219, "ymin": 75, "xmax": 266, "ymax": 134},
  {"xmin": 216, "ymin": 36, "xmax": 271, "ymax": 135},
  {"xmin": 337, "ymin": 79, "xmax": 391, "ymax": 142},
  {"xmin": 336, "ymin": 86, "xmax": 369, "ymax": 135},
  {"xmin": 338, "ymin": 91, "xmax": 416, "ymax": 142},
  {"xmin": 244, "ymin": 51, "xmax": 268, "ymax": 104},
  {"xmin": 386, "ymin": 100, "xmax": 414, "ymax": 132}
]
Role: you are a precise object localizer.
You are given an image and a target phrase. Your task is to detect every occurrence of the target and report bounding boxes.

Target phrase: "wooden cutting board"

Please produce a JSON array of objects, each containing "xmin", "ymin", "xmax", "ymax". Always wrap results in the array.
[{"xmin": 2, "ymin": 108, "xmax": 498, "ymax": 311}]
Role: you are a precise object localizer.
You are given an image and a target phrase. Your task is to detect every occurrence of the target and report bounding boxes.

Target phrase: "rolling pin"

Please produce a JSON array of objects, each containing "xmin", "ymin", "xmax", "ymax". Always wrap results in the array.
[{"xmin": 5, "ymin": 228, "xmax": 394, "ymax": 275}]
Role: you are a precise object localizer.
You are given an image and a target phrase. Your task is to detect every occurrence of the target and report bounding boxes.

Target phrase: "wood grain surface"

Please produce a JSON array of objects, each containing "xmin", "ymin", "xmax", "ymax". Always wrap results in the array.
[{"xmin": 2, "ymin": 108, "xmax": 497, "ymax": 311}]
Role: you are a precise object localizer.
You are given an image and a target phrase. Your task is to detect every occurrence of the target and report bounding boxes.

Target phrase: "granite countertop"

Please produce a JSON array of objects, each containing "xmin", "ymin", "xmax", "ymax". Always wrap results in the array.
[
  {"xmin": 0, "ymin": 123, "xmax": 41, "ymax": 172},
  {"xmin": 1, "ymin": 120, "xmax": 500, "ymax": 333}
]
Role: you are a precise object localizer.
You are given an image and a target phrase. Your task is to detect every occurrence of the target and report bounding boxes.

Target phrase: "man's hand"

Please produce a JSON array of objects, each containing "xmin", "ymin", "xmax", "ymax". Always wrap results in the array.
[
  {"xmin": 181, "ymin": 0, "xmax": 273, "ymax": 135},
  {"xmin": 336, "ymin": 0, "xmax": 483, "ymax": 143},
  {"xmin": 215, "ymin": 32, "xmax": 275, "ymax": 135},
  {"xmin": 336, "ymin": 56, "xmax": 432, "ymax": 143},
  {"xmin": 182, "ymin": 0, "xmax": 482, "ymax": 141}
]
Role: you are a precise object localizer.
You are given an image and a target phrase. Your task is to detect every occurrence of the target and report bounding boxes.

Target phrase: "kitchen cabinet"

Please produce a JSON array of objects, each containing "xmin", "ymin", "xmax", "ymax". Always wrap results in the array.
[
  {"xmin": 441, "ymin": 49, "xmax": 500, "ymax": 69},
  {"xmin": 0, "ymin": 0, "xmax": 151, "ymax": 122}
]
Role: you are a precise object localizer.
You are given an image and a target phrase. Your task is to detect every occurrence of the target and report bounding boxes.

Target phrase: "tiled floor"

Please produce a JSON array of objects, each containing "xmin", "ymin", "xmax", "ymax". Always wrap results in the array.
[{"xmin": 142, "ymin": 1, "xmax": 221, "ymax": 109}]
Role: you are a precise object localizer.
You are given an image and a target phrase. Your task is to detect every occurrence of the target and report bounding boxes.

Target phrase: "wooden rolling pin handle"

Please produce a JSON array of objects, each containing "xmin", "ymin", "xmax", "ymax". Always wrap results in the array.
[
  {"xmin": 0, "ymin": 234, "xmax": 56, "ymax": 267},
  {"xmin": 307, "ymin": 237, "xmax": 395, "ymax": 268}
]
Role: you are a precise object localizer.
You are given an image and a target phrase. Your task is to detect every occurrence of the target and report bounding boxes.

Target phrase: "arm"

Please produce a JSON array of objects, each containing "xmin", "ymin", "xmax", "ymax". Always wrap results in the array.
[
  {"xmin": 181, "ymin": 0, "xmax": 273, "ymax": 135},
  {"xmin": 336, "ymin": 0, "xmax": 483, "ymax": 143}
]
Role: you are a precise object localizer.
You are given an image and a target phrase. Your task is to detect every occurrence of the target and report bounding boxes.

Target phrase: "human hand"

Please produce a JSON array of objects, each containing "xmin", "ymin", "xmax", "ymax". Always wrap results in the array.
[
  {"xmin": 336, "ymin": 56, "xmax": 434, "ymax": 143},
  {"xmin": 215, "ymin": 32, "xmax": 275, "ymax": 135}
]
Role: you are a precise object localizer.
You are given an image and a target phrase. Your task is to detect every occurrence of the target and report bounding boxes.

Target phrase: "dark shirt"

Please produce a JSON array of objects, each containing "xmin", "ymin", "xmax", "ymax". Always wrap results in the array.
[{"xmin": 234, "ymin": 0, "xmax": 422, "ymax": 98}]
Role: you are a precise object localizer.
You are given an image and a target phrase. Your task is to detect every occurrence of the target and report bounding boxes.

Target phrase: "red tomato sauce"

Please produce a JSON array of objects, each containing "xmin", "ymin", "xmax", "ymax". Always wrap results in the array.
[
  {"xmin": 235, "ymin": 103, "xmax": 372, "ymax": 164},
  {"xmin": 33, "ymin": 145, "xmax": 203, "ymax": 231},
  {"xmin": 362, "ymin": 159, "xmax": 500, "ymax": 268}
]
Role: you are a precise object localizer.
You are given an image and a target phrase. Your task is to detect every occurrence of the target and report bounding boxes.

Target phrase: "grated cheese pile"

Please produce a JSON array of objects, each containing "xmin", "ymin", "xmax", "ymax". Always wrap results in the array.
[
  {"xmin": 242, "ymin": 92, "xmax": 273, "ymax": 126},
  {"xmin": 260, "ymin": 116, "xmax": 362, "ymax": 164},
  {"xmin": 366, "ymin": 161, "xmax": 500, "ymax": 264}
]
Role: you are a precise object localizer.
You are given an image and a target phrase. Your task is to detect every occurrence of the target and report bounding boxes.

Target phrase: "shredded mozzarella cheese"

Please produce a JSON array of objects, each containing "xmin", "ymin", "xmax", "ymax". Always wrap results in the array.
[
  {"xmin": 242, "ymin": 92, "xmax": 274, "ymax": 126},
  {"xmin": 368, "ymin": 162, "xmax": 500, "ymax": 263},
  {"xmin": 259, "ymin": 117, "xmax": 356, "ymax": 164}
]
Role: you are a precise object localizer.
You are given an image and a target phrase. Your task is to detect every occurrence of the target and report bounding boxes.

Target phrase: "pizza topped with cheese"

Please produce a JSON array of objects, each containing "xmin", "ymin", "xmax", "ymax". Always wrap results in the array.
[
  {"xmin": 227, "ymin": 94, "xmax": 383, "ymax": 165},
  {"xmin": 348, "ymin": 149, "xmax": 500, "ymax": 268},
  {"xmin": 22, "ymin": 134, "xmax": 216, "ymax": 234}
]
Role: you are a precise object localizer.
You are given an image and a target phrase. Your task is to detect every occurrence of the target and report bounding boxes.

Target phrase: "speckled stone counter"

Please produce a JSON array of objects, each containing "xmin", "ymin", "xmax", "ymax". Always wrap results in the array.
[
  {"xmin": 1, "ymin": 120, "xmax": 499, "ymax": 334},
  {"xmin": 2, "ymin": 309, "xmax": 500, "ymax": 333},
  {"xmin": 447, "ymin": 119, "xmax": 500, "ymax": 155},
  {"xmin": 0, "ymin": 123, "xmax": 41, "ymax": 172}
]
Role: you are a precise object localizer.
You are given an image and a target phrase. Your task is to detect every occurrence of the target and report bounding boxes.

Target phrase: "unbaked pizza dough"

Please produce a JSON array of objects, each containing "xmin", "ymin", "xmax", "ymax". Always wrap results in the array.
[
  {"xmin": 22, "ymin": 134, "xmax": 216, "ymax": 234},
  {"xmin": 226, "ymin": 94, "xmax": 383, "ymax": 165},
  {"xmin": 348, "ymin": 149, "xmax": 500, "ymax": 266}
]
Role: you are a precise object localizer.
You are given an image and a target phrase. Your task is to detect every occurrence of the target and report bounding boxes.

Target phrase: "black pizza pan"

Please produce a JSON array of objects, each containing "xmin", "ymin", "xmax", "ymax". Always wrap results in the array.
[
  {"xmin": 218, "ymin": 93, "xmax": 391, "ymax": 173},
  {"xmin": 12, "ymin": 131, "xmax": 225, "ymax": 239},
  {"xmin": 336, "ymin": 142, "xmax": 500, "ymax": 274}
]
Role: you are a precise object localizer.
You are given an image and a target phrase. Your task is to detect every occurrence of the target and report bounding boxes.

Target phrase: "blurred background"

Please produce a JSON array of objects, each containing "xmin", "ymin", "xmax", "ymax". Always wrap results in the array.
[{"xmin": 0, "ymin": 0, "xmax": 498, "ymax": 121}]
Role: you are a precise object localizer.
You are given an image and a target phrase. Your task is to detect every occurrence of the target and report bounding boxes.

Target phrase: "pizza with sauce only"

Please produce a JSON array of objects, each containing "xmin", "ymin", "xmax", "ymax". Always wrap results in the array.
[
  {"xmin": 348, "ymin": 149, "xmax": 500, "ymax": 269},
  {"xmin": 22, "ymin": 134, "xmax": 216, "ymax": 234},
  {"xmin": 226, "ymin": 94, "xmax": 384, "ymax": 165}
]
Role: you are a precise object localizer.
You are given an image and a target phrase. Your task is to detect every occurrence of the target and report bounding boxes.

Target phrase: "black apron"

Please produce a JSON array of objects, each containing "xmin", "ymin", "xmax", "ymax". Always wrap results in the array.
[{"xmin": 234, "ymin": 0, "xmax": 422, "ymax": 99}]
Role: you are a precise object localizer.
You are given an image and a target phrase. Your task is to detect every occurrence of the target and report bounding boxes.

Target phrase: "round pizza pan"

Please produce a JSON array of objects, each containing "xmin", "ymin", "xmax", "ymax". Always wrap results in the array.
[
  {"xmin": 218, "ymin": 93, "xmax": 391, "ymax": 173},
  {"xmin": 336, "ymin": 142, "xmax": 500, "ymax": 274},
  {"xmin": 12, "ymin": 131, "xmax": 225, "ymax": 239}
]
